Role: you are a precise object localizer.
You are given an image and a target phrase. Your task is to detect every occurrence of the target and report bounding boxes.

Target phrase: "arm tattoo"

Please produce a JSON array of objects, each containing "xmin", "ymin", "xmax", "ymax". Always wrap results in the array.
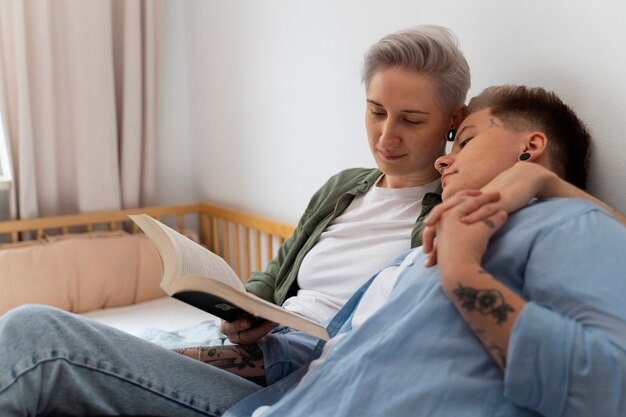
[
  {"xmin": 452, "ymin": 283, "xmax": 515, "ymax": 325},
  {"xmin": 173, "ymin": 344, "xmax": 266, "ymax": 386},
  {"xmin": 482, "ymin": 218, "xmax": 496, "ymax": 230},
  {"xmin": 468, "ymin": 324, "xmax": 507, "ymax": 369},
  {"xmin": 486, "ymin": 341, "xmax": 507, "ymax": 369},
  {"xmin": 203, "ymin": 344, "xmax": 264, "ymax": 370}
]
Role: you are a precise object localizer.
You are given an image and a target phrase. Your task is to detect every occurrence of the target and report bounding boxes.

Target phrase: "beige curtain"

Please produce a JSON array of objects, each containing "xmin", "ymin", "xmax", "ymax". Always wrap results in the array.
[{"xmin": 0, "ymin": 0, "xmax": 161, "ymax": 219}]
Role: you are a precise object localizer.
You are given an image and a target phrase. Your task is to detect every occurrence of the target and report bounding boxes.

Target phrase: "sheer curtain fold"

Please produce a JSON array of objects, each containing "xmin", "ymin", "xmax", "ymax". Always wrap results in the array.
[
  {"xmin": 0, "ymin": 0, "xmax": 161, "ymax": 220},
  {"xmin": 113, "ymin": 0, "xmax": 160, "ymax": 209}
]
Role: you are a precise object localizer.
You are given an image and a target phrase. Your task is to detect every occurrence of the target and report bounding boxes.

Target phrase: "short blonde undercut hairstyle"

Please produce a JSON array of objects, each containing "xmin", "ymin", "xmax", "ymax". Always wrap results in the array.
[{"xmin": 361, "ymin": 25, "xmax": 471, "ymax": 113}]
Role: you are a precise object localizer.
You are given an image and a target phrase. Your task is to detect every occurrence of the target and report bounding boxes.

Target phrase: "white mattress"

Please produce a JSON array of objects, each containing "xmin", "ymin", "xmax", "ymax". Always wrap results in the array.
[{"xmin": 81, "ymin": 296, "xmax": 221, "ymax": 337}]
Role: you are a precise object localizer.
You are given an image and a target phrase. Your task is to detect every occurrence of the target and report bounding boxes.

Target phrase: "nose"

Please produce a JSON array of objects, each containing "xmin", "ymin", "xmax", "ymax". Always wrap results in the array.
[
  {"xmin": 434, "ymin": 154, "xmax": 453, "ymax": 174},
  {"xmin": 378, "ymin": 119, "xmax": 401, "ymax": 148}
]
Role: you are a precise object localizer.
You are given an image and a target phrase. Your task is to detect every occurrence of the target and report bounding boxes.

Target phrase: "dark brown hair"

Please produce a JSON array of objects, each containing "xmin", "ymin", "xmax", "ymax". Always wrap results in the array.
[{"xmin": 466, "ymin": 85, "xmax": 591, "ymax": 189}]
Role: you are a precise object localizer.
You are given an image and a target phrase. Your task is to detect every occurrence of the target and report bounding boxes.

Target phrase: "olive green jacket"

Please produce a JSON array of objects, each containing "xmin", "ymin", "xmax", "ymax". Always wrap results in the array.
[{"xmin": 245, "ymin": 168, "xmax": 442, "ymax": 306}]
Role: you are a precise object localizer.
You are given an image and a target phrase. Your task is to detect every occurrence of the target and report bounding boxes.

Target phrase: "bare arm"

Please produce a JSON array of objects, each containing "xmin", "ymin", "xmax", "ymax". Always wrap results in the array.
[
  {"xmin": 478, "ymin": 162, "xmax": 626, "ymax": 225},
  {"xmin": 424, "ymin": 162, "xmax": 626, "ymax": 266},
  {"xmin": 173, "ymin": 344, "xmax": 266, "ymax": 386},
  {"xmin": 435, "ymin": 200, "xmax": 524, "ymax": 370},
  {"xmin": 439, "ymin": 265, "xmax": 525, "ymax": 370}
]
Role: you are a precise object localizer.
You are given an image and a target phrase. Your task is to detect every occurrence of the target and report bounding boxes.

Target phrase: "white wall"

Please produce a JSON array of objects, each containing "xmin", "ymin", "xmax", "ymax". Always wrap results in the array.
[{"xmin": 158, "ymin": 0, "xmax": 626, "ymax": 224}]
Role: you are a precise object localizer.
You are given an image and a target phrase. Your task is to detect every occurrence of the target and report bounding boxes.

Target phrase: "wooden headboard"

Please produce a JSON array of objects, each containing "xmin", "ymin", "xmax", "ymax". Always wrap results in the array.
[{"xmin": 0, "ymin": 202, "xmax": 295, "ymax": 283}]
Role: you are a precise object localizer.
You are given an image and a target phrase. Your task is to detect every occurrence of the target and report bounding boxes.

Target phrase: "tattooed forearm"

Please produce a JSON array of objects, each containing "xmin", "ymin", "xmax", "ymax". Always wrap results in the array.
[
  {"xmin": 452, "ymin": 276, "xmax": 524, "ymax": 371},
  {"xmin": 202, "ymin": 344, "xmax": 264, "ymax": 370},
  {"xmin": 486, "ymin": 341, "xmax": 507, "ymax": 369},
  {"xmin": 173, "ymin": 344, "xmax": 266, "ymax": 385},
  {"xmin": 471, "ymin": 325, "xmax": 487, "ymax": 341},
  {"xmin": 452, "ymin": 283, "xmax": 515, "ymax": 325},
  {"xmin": 468, "ymin": 324, "xmax": 507, "ymax": 370}
]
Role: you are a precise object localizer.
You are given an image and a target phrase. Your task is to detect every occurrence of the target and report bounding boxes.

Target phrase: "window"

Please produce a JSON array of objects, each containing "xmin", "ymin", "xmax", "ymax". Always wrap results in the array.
[{"xmin": 0, "ymin": 112, "xmax": 11, "ymax": 191}]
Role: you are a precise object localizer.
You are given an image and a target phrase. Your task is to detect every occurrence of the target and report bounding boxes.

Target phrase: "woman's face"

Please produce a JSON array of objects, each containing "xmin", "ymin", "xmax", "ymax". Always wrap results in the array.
[
  {"xmin": 365, "ymin": 66, "xmax": 457, "ymax": 188},
  {"xmin": 435, "ymin": 108, "xmax": 528, "ymax": 201}
]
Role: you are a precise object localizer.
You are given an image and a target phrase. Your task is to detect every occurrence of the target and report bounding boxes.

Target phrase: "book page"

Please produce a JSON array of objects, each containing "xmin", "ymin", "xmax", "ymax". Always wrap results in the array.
[{"xmin": 157, "ymin": 222, "xmax": 246, "ymax": 292}]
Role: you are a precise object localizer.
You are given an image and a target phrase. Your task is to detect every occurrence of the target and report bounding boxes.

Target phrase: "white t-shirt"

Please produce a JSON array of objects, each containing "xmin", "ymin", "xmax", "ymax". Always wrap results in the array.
[
  {"xmin": 281, "ymin": 177, "xmax": 439, "ymax": 323},
  {"xmin": 305, "ymin": 247, "xmax": 422, "ymax": 372}
]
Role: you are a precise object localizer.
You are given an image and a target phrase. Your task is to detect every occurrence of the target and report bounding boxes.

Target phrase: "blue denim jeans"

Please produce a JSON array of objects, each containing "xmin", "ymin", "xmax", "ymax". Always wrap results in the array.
[{"xmin": 0, "ymin": 305, "xmax": 261, "ymax": 416}]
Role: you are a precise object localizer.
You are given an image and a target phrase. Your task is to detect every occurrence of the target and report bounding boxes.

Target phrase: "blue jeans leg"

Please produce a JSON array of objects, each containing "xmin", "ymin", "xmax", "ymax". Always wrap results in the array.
[{"xmin": 0, "ymin": 305, "xmax": 261, "ymax": 416}]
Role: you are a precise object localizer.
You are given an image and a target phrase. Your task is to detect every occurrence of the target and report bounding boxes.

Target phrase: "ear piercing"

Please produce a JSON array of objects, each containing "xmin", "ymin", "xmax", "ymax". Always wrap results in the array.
[{"xmin": 518, "ymin": 152, "xmax": 531, "ymax": 161}]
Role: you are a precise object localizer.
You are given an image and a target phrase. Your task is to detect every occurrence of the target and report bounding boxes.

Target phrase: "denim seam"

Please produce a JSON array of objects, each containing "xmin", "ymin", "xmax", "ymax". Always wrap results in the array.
[{"xmin": 1, "ymin": 354, "xmax": 217, "ymax": 415}]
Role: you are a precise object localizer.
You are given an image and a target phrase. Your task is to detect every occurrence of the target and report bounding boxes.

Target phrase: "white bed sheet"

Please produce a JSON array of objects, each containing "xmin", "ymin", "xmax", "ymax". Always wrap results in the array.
[{"xmin": 81, "ymin": 296, "xmax": 221, "ymax": 337}]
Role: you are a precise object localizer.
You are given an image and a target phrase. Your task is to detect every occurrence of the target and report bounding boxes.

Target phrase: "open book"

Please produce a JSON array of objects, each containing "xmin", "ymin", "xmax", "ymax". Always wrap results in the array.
[{"xmin": 129, "ymin": 214, "xmax": 329, "ymax": 341}]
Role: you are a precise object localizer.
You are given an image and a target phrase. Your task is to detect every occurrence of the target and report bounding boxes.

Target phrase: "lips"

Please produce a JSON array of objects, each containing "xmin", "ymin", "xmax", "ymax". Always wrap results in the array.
[
  {"xmin": 378, "ymin": 149, "xmax": 405, "ymax": 161},
  {"xmin": 440, "ymin": 172, "xmax": 454, "ymax": 187}
]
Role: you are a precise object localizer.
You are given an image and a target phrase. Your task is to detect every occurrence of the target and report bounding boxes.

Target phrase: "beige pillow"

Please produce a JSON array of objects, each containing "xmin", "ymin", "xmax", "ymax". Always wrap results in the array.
[{"xmin": 0, "ymin": 231, "xmax": 165, "ymax": 316}]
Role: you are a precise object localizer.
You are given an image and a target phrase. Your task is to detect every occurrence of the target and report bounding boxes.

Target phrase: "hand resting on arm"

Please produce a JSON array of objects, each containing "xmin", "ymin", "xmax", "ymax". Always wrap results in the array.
[{"xmin": 423, "ymin": 162, "xmax": 626, "ymax": 266}]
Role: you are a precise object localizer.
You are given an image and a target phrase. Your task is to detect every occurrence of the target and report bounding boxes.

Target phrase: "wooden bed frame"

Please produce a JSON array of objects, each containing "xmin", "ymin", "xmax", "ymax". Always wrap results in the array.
[{"xmin": 0, "ymin": 202, "xmax": 295, "ymax": 283}]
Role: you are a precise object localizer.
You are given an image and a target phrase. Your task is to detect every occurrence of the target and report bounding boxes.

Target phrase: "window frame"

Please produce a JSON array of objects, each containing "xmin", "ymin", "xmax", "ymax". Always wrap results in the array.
[{"xmin": 0, "ymin": 112, "xmax": 12, "ymax": 191}]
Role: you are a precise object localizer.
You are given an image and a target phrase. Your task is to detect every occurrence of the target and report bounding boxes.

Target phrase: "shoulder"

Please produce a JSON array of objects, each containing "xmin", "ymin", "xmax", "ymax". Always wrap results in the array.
[
  {"xmin": 483, "ymin": 198, "xmax": 626, "ymax": 290},
  {"xmin": 297, "ymin": 168, "xmax": 381, "ymax": 221},
  {"xmin": 517, "ymin": 198, "xmax": 615, "ymax": 225},
  {"xmin": 312, "ymin": 168, "xmax": 381, "ymax": 198},
  {"xmin": 325, "ymin": 168, "xmax": 381, "ymax": 187},
  {"xmin": 503, "ymin": 197, "xmax": 625, "ymax": 243}
]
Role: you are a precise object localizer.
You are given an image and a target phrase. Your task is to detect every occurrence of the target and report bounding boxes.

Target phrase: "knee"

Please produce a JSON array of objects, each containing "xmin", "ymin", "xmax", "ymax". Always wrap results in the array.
[
  {"xmin": 0, "ymin": 304, "xmax": 67, "ymax": 341},
  {"xmin": 3, "ymin": 303, "xmax": 64, "ymax": 321}
]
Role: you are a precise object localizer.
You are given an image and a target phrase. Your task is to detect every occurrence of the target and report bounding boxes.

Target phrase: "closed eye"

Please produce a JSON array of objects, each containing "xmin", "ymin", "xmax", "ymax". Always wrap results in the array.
[{"xmin": 458, "ymin": 137, "xmax": 473, "ymax": 148}]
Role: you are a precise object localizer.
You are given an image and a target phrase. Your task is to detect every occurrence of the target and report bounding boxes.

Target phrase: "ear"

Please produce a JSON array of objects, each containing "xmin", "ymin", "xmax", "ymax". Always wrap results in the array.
[
  {"xmin": 450, "ymin": 105, "xmax": 467, "ymax": 129},
  {"xmin": 521, "ymin": 132, "xmax": 548, "ymax": 161}
]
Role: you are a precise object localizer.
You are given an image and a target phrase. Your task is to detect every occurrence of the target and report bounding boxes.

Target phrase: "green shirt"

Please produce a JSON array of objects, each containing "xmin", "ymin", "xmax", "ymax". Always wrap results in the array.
[{"xmin": 245, "ymin": 168, "xmax": 442, "ymax": 305}]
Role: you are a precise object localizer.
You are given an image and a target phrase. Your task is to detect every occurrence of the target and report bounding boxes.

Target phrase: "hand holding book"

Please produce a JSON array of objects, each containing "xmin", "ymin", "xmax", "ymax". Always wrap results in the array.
[
  {"xmin": 220, "ymin": 318, "xmax": 278, "ymax": 345},
  {"xmin": 129, "ymin": 214, "xmax": 329, "ymax": 341}
]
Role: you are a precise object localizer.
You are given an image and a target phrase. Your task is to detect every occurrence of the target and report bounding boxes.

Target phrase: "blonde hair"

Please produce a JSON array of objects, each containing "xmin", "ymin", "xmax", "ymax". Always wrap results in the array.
[{"xmin": 361, "ymin": 25, "xmax": 470, "ymax": 113}]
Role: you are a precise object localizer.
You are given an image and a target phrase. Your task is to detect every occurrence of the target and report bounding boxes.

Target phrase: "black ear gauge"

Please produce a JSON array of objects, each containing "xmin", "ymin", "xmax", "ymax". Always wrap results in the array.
[
  {"xmin": 518, "ymin": 152, "xmax": 531, "ymax": 161},
  {"xmin": 447, "ymin": 129, "xmax": 456, "ymax": 142}
]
